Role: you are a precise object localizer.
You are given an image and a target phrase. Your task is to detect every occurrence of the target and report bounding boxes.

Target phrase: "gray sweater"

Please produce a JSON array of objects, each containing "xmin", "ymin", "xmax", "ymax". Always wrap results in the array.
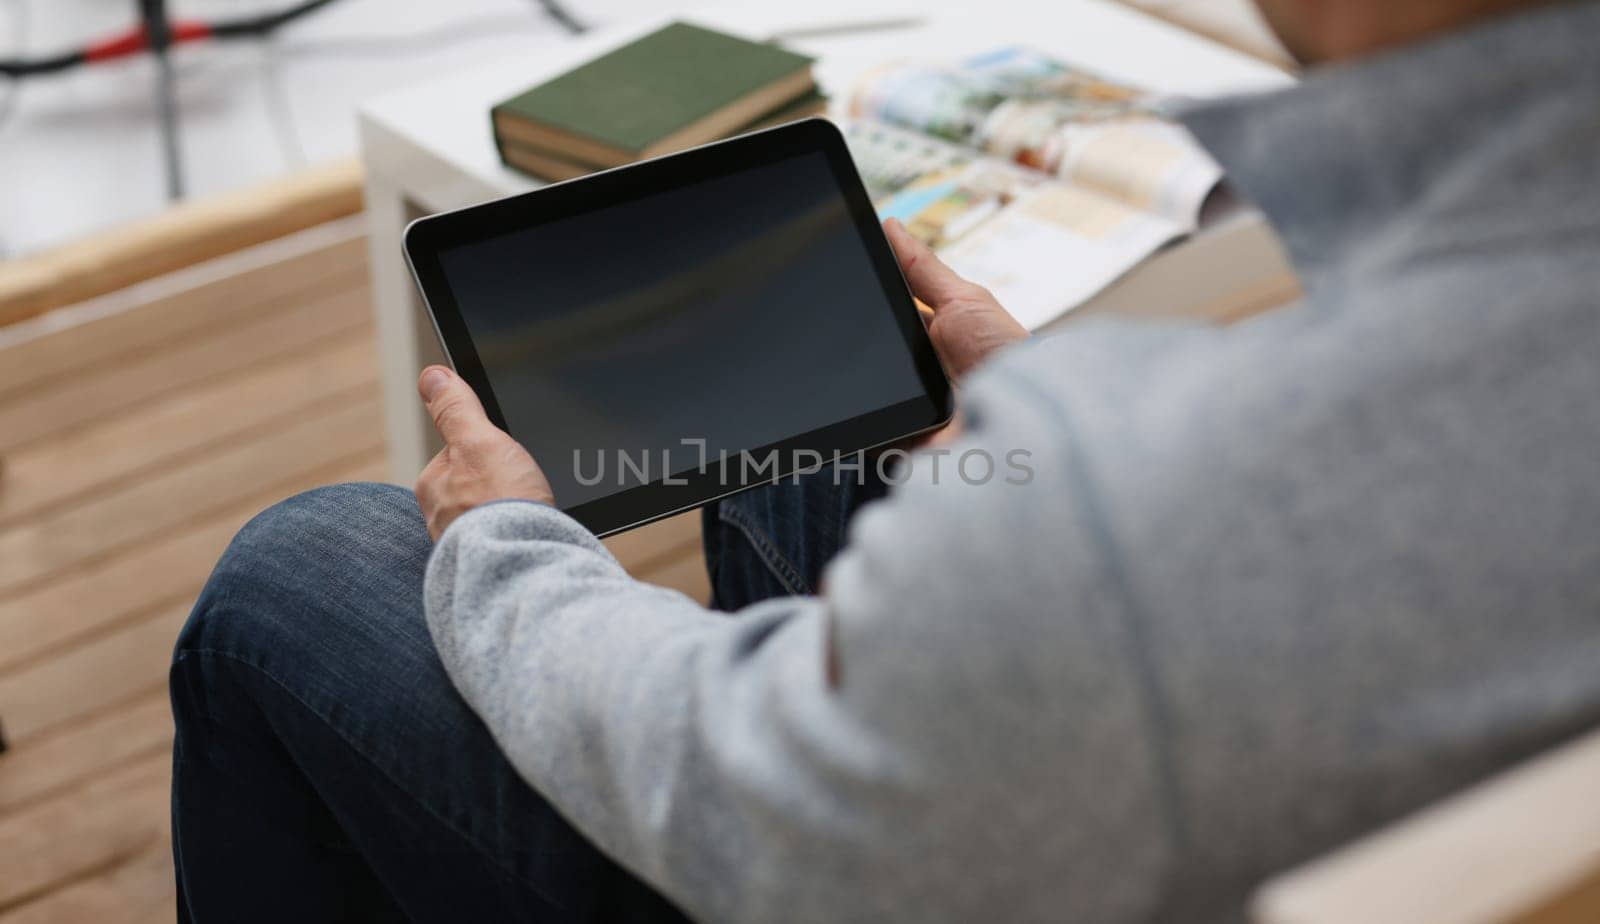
[{"xmin": 425, "ymin": 6, "xmax": 1600, "ymax": 922}]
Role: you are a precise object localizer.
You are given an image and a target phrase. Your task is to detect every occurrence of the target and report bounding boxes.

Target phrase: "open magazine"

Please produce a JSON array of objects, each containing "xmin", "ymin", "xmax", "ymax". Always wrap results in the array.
[{"xmin": 842, "ymin": 47, "xmax": 1223, "ymax": 329}]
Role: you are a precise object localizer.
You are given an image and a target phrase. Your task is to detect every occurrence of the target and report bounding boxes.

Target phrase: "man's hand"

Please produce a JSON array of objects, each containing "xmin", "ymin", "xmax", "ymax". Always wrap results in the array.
[
  {"xmin": 415, "ymin": 366, "xmax": 554, "ymax": 541},
  {"xmin": 884, "ymin": 218, "xmax": 1029, "ymax": 379}
]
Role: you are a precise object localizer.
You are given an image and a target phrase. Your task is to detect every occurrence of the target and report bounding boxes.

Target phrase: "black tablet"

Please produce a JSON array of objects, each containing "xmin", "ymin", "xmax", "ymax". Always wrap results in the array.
[{"xmin": 403, "ymin": 118, "xmax": 952, "ymax": 537}]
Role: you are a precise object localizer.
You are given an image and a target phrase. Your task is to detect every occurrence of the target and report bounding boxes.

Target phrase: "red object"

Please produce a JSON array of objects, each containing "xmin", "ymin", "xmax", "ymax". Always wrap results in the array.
[{"xmin": 84, "ymin": 20, "xmax": 213, "ymax": 62}]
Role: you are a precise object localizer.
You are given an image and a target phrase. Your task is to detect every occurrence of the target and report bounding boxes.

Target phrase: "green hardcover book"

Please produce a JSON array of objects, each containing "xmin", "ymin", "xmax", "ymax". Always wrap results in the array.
[
  {"xmin": 497, "ymin": 90, "xmax": 830, "ymax": 181},
  {"xmin": 491, "ymin": 22, "xmax": 815, "ymax": 168}
]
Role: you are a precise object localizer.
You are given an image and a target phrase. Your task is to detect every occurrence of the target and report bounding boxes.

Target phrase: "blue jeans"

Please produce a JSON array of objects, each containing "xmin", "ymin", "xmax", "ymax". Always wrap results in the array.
[{"xmin": 170, "ymin": 466, "xmax": 887, "ymax": 922}]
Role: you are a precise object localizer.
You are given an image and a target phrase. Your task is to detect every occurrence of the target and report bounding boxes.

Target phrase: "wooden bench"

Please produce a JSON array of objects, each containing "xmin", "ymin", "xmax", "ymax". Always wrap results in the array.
[{"xmin": 1255, "ymin": 728, "xmax": 1600, "ymax": 924}]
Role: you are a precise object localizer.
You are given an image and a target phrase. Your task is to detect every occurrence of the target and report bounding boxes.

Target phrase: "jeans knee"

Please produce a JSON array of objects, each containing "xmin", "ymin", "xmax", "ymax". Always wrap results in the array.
[
  {"xmin": 235, "ymin": 482, "xmax": 421, "ymax": 560},
  {"xmin": 176, "ymin": 482, "xmax": 430, "ymax": 661}
]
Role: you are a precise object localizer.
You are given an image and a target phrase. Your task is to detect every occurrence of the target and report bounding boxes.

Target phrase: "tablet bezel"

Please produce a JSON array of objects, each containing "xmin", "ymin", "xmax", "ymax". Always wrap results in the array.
[{"xmin": 403, "ymin": 118, "xmax": 953, "ymax": 536}]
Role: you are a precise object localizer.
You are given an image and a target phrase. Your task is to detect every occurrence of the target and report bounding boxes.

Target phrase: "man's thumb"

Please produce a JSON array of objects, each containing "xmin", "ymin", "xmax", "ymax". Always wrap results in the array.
[{"xmin": 419, "ymin": 366, "xmax": 489, "ymax": 444}]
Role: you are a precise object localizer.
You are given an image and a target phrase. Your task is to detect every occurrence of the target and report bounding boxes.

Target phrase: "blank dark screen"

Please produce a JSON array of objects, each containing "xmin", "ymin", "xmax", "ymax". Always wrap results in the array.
[{"xmin": 436, "ymin": 151, "xmax": 927, "ymax": 508}]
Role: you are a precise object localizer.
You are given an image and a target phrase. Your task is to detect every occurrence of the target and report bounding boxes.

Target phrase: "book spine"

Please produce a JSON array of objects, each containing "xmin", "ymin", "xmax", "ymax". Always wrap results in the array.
[{"xmin": 490, "ymin": 107, "xmax": 518, "ymax": 170}]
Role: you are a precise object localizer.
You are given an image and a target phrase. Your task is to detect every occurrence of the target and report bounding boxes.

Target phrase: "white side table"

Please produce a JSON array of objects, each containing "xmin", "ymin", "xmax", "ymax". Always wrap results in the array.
[{"xmin": 358, "ymin": 0, "xmax": 1295, "ymax": 480}]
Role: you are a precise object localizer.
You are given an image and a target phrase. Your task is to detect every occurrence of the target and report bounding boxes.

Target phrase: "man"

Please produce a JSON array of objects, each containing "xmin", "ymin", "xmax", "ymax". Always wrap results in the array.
[{"xmin": 169, "ymin": 0, "xmax": 1600, "ymax": 920}]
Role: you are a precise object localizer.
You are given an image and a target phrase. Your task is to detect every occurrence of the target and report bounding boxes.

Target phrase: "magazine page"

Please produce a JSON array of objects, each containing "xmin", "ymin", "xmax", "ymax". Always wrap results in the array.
[
  {"xmin": 851, "ymin": 47, "xmax": 1221, "ymax": 231},
  {"xmin": 844, "ymin": 120, "xmax": 1183, "ymax": 330}
]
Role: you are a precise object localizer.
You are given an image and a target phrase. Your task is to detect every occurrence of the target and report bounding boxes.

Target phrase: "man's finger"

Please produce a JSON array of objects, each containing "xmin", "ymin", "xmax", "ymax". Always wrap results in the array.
[
  {"xmin": 418, "ymin": 366, "xmax": 492, "ymax": 445},
  {"xmin": 884, "ymin": 217, "xmax": 993, "ymax": 310}
]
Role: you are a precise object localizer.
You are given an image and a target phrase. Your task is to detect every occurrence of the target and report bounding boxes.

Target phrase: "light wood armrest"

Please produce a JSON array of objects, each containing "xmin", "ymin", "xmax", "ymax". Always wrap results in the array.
[
  {"xmin": 0, "ymin": 159, "xmax": 364, "ymax": 327},
  {"xmin": 1253, "ymin": 728, "xmax": 1600, "ymax": 924}
]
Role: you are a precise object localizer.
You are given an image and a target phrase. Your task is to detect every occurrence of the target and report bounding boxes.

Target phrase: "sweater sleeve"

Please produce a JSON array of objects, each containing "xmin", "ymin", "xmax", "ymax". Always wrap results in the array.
[{"xmin": 423, "ymin": 358, "xmax": 1174, "ymax": 924}]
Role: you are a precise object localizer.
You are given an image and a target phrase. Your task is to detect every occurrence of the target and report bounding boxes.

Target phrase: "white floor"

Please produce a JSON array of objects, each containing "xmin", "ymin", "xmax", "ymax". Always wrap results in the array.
[{"xmin": 0, "ymin": 0, "xmax": 733, "ymax": 258}]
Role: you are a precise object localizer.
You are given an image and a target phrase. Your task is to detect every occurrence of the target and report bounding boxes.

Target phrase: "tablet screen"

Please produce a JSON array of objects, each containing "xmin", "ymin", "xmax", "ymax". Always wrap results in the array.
[{"xmin": 436, "ymin": 151, "xmax": 927, "ymax": 508}]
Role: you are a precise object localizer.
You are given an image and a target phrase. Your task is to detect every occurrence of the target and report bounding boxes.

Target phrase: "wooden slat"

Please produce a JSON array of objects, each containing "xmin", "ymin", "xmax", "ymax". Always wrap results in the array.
[
  {"xmin": 0, "ymin": 836, "xmax": 175, "ymax": 924},
  {"xmin": 0, "ymin": 602, "xmax": 189, "ymax": 744},
  {"xmin": 0, "ymin": 282, "xmax": 369, "ymax": 455},
  {"xmin": 0, "ymin": 393, "xmax": 384, "ymax": 596},
  {"xmin": 0, "ymin": 514, "xmax": 244, "ymax": 677},
  {"xmin": 0, "ymin": 159, "xmax": 364, "ymax": 328},
  {"xmin": 0, "ymin": 753, "xmax": 170, "ymax": 910},
  {"xmin": 0, "ymin": 454, "xmax": 386, "ymax": 803},
  {"xmin": 635, "ymin": 547, "xmax": 713, "ymax": 605},
  {"xmin": 603, "ymin": 510, "xmax": 702, "ymax": 574},
  {"xmin": 0, "ymin": 449, "xmax": 389, "ymax": 674},
  {"xmin": 0, "ymin": 692, "xmax": 172, "ymax": 815},
  {"xmin": 0, "ymin": 231, "xmax": 366, "ymax": 403},
  {"xmin": 0, "ymin": 332, "xmax": 375, "ymax": 527}
]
